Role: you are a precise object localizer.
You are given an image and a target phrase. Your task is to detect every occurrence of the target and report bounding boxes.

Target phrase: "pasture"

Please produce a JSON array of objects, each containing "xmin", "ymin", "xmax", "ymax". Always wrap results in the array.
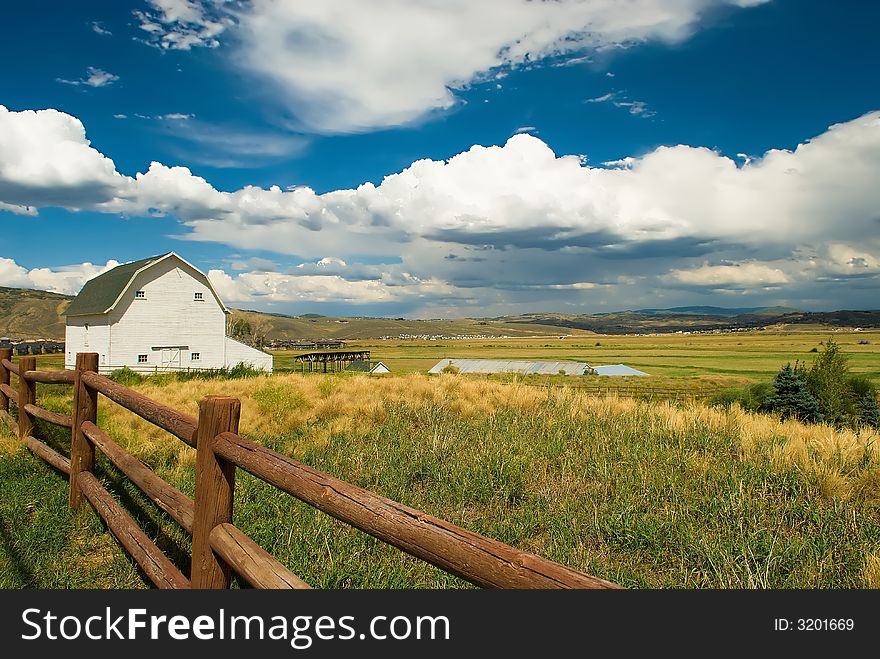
[
  {"xmin": 273, "ymin": 328, "xmax": 880, "ymax": 387},
  {"xmin": 2, "ymin": 368, "xmax": 879, "ymax": 588}
]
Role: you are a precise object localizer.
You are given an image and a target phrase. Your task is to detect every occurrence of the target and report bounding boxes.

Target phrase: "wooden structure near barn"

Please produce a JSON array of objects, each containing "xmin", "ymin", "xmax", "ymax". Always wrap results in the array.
[
  {"xmin": 0, "ymin": 348, "xmax": 619, "ymax": 590},
  {"xmin": 290, "ymin": 349, "xmax": 371, "ymax": 373}
]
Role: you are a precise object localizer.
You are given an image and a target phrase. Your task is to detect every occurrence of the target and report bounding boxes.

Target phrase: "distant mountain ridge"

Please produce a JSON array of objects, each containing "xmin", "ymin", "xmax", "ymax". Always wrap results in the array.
[
  {"xmin": 629, "ymin": 305, "xmax": 802, "ymax": 317},
  {"xmin": 496, "ymin": 308, "xmax": 880, "ymax": 334},
  {"xmin": 0, "ymin": 285, "xmax": 877, "ymax": 340}
]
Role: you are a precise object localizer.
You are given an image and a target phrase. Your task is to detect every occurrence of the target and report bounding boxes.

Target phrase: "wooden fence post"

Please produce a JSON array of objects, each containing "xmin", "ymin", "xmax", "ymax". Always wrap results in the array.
[
  {"xmin": 191, "ymin": 395, "xmax": 240, "ymax": 588},
  {"xmin": 17, "ymin": 356, "xmax": 36, "ymax": 440},
  {"xmin": 0, "ymin": 348, "xmax": 11, "ymax": 412},
  {"xmin": 69, "ymin": 352, "xmax": 99, "ymax": 509}
]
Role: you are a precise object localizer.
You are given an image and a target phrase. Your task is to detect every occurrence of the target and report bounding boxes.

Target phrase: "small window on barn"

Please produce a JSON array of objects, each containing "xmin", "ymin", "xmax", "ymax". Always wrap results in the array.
[
  {"xmin": 137, "ymin": 354, "xmax": 148, "ymax": 364},
  {"xmin": 135, "ymin": 290, "xmax": 145, "ymax": 299},
  {"xmin": 191, "ymin": 352, "xmax": 200, "ymax": 361},
  {"xmin": 194, "ymin": 292, "xmax": 203, "ymax": 301}
]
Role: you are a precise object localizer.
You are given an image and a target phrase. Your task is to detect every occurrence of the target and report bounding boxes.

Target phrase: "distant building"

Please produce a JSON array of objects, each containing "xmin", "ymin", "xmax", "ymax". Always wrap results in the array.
[
  {"xmin": 428, "ymin": 359, "xmax": 588, "ymax": 375},
  {"xmin": 592, "ymin": 364, "xmax": 649, "ymax": 377},
  {"xmin": 369, "ymin": 361, "xmax": 391, "ymax": 374},
  {"xmin": 65, "ymin": 252, "xmax": 272, "ymax": 374},
  {"xmin": 428, "ymin": 358, "xmax": 649, "ymax": 376}
]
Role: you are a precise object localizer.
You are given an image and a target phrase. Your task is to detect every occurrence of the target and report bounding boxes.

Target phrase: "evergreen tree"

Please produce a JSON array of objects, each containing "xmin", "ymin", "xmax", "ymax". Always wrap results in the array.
[
  {"xmin": 858, "ymin": 391, "xmax": 880, "ymax": 429},
  {"xmin": 764, "ymin": 363, "xmax": 823, "ymax": 423}
]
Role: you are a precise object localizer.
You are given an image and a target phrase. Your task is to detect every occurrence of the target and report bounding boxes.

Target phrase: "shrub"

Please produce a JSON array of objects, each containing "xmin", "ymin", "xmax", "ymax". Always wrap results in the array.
[
  {"xmin": 172, "ymin": 363, "xmax": 265, "ymax": 382},
  {"xmin": 710, "ymin": 381, "xmax": 775, "ymax": 412},
  {"xmin": 709, "ymin": 389, "xmax": 743, "ymax": 410},
  {"xmin": 109, "ymin": 367, "xmax": 145, "ymax": 386},
  {"xmin": 441, "ymin": 364, "xmax": 460, "ymax": 375},
  {"xmin": 741, "ymin": 381, "xmax": 775, "ymax": 412}
]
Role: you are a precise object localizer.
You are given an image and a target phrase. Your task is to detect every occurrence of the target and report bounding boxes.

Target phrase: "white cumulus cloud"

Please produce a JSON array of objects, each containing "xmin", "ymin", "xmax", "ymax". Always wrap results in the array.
[
  {"xmin": 1, "ymin": 103, "xmax": 878, "ymax": 312},
  {"xmin": 0, "ymin": 258, "xmax": 121, "ymax": 295}
]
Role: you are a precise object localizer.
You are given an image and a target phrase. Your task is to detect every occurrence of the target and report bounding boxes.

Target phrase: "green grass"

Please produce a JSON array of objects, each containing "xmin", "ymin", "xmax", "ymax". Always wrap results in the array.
[
  {"xmin": 1, "ymin": 371, "xmax": 879, "ymax": 589},
  {"xmin": 272, "ymin": 329, "xmax": 880, "ymax": 388},
  {"xmin": 0, "ymin": 434, "xmax": 144, "ymax": 588}
]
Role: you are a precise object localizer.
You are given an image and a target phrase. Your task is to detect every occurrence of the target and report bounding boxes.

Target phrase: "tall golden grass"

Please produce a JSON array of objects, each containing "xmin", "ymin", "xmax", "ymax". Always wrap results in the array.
[
  {"xmin": 3, "ymin": 372, "xmax": 879, "ymax": 587},
  {"xmin": 84, "ymin": 373, "xmax": 879, "ymax": 500}
]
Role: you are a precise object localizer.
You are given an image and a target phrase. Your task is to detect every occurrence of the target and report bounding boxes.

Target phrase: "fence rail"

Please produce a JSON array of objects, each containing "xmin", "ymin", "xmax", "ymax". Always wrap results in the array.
[{"xmin": 0, "ymin": 348, "xmax": 619, "ymax": 590}]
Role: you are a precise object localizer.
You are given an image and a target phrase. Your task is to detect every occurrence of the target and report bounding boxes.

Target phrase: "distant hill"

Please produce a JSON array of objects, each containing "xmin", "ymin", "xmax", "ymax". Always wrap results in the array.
[
  {"xmin": 0, "ymin": 286, "xmax": 71, "ymax": 339},
  {"xmin": 632, "ymin": 306, "xmax": 801, "ymax": 317},
  {"xmin": 0, "ymin": 285, "xmax": 876, "ymax": 340},
  {"xmin": 228, "ymin": 308, "xmax": 581, "ymax": 340},
  {"xmin": 496, "ymin": 308, "xmax": 880, "ymax": 334}
]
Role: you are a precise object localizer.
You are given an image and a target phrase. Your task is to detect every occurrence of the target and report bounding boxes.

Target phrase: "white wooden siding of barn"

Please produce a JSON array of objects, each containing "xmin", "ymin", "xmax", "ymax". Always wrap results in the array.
[
  {"xmin": 224, "ymin": 337, "xmax": 274, "ymax": 371},
  {"xmin": 106, "ymin": 258, "xmax": 227, "ymax": 372},
  {"xmin": 65, "ymin": 314, "xmax": 110, "ymax": 369}
]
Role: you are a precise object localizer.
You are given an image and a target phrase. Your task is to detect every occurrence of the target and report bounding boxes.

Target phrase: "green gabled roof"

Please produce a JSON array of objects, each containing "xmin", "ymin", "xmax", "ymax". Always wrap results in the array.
[{"xmin": 65, "ymin": 253, "xmax": 171, "ymax": 316}]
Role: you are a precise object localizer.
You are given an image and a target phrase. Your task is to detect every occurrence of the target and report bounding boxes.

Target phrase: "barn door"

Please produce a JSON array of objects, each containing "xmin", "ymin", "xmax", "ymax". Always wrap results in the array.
[{"xmin": 159, "ymin": 348, "xmax": 181, "ymax": 371}]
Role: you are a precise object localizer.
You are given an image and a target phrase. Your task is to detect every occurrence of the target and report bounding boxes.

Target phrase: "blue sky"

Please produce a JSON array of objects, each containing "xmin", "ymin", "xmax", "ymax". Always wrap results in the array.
[{"xmin": 1, "ymin": 0, "xmax": 878, "ymax": 317}]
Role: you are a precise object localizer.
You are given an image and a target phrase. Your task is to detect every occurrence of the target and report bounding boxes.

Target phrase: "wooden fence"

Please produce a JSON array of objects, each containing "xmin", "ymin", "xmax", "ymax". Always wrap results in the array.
[{"xmin": 0, "ymin": 348, "xmax": 619, "ymax": 590}]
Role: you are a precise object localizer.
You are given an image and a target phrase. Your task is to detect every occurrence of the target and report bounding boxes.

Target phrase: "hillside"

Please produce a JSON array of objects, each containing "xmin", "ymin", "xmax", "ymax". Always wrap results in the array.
[
  {"xmin": 0, "ymin": 286, "xmax": 70, "ymax": 339},
  {"xmin": 228, "ymin": 308, "xmax": 588, "ymax": 340},
  {"xmin": 0, "ymin": 285, "xmax": 877, "ymax": 341},
  {"xmin": 498, "ymin": 309, "xmax": 880, "ymax": 335}
]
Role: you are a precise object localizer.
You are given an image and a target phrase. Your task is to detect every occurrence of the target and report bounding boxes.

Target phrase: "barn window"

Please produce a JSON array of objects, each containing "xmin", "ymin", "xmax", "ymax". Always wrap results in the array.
[
  {"xmin": 135, "ymin": 290, "xmax": 145, "ymax": 299},
  {"xmin": 137, "ymin": 354, "xmax": 148, "ymax": 363},
  {"xmin": 191, "ymin": 352, "xmax": 200, "ymax": 361},
  {"xmin": 194, "ymin": 292, "xmax": 203, "ymax": 301}
]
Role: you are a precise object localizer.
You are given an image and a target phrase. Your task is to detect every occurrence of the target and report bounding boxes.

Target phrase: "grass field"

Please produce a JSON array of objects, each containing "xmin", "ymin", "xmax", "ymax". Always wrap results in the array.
[
  {"xmin": 2, "ymin": 367, "xmax": 880, "ymax": 589},
  {"xmin": 23, "ymin": 328, "xmax": 880, "ymax": 386},
  {"xmin": 273, "ymin": 328, "xmax": 880, "ymax": 386}
]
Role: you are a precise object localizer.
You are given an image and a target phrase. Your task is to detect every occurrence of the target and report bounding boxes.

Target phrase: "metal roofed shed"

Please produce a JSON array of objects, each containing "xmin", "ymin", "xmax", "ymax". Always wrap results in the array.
[
  {"xmin": 428, "ymin": 359, "xmax": 650, "ymax": 377},
  {"xmin": 591, "ymin": 364, "xmax": 650, "ymax": 377},
  {"xmin": 428, "ymin": 358, "xmax": 588, "ymax": 375}
]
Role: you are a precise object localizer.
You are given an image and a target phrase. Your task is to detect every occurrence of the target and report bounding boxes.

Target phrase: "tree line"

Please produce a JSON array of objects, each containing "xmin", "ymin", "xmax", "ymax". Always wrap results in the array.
[{"xmin": 713, "ymin": 338, "xmax": 879, "ymax": 430}]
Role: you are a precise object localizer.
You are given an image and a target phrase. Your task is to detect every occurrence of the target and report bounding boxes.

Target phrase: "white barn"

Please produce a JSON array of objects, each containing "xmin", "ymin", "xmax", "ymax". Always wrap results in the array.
[{"xmin": 65, "ymin": 252, "xmax": 272, "ymax": 374}]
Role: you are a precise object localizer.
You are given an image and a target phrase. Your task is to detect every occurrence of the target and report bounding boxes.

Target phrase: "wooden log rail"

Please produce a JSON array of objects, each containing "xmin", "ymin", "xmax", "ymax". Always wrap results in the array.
[
  {"xmin": 213, "ymin": 430, "xmax": 619, "ymax": 589},
  {"xmin": 78, "ymin": 472, "xmax": 189, "ymax": 589},
  {"xmin": 0, "ymin": 383, "xmax": 17, "ymax": 405},
  {"xmin": 24, "ymin": 435, "xmax": 71, "ymax": 475},
  {"xmin": 81, "ymin": 420, "xmax": 194, "ymax": 533},
  {"xmin": 23, "ymin": 369, "xmax": 75, "ymax": 384},
  {"xmin": 1, "ymin": 350, "xmax": 618, "ymax": 591},
  {"xmin": 82, "ymin": 370, "xmax": 198, "ymax": 447},
  {"xmin": 24, "ymin": 403, "xmax": 73, "ymax": 429},
  {"xmin": 210, "ymin": 523, "xmax": 310, "ymax": 589}
]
